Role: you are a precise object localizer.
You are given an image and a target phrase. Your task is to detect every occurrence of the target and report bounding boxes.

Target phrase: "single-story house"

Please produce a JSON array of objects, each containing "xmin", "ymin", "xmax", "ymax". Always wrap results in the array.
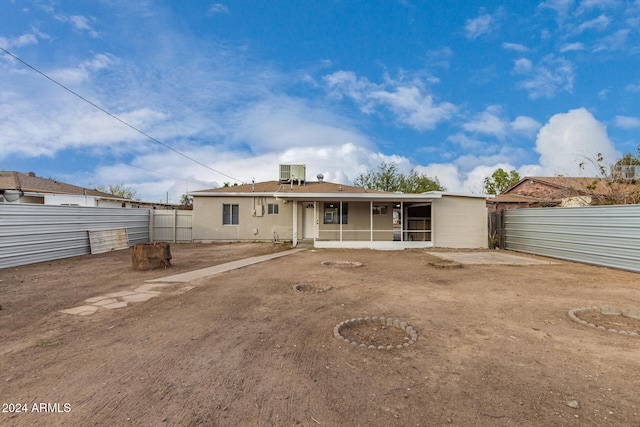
[
  {"xmin": 189, "ymin": 172, "xmax": 489, "ymax": 250},
  {"xmin": 0, "ymin": 171, "xmax": 174, "ymax": 209}
]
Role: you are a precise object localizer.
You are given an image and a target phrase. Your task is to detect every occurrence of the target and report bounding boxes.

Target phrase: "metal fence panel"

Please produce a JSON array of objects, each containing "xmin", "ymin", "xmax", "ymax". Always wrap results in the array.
[
  {"xmin": 0, "ymin": 204, "xmax": 150, "ymax": 269},
  {"xmin": 151, "ymin": 210, "xmax": 193, "ymax": 243},
  {"xmin": 505, "ymin": 204, "xmax": 640, "ymax": 273}
]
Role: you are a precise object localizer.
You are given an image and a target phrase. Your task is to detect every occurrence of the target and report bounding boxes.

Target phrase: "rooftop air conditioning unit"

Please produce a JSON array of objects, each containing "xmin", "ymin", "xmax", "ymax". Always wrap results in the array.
[{"xmin": 279, "ymin": 164, "xmax": 306, "ymax": 183}]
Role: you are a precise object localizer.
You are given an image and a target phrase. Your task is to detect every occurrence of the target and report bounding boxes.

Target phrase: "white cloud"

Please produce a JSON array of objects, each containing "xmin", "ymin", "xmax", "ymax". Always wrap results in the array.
[
  {"xmin": 511, "ymin": 116, "xmax": 542, "ymax": 136},
  {"xmin": 462, "ymin": 106, "xmax": 541, "ymax": 140},
  {"xmin": 413, "ymin": 109, "xmax": 616, "ymax": 193},
  {"xmin": 323, "ymin": 70, "xmax": 457, "ymax": 131},
  {"xmin": 0, "ymin": 33, "xmax": 39, "ymax": 49},
  {"xmin": 627, "ymin": 1, "xmax": 640, "ymax": 28},
  {"xmin": 539, "ymin": 0, "xmax": 575, "ymax": 22},
  {"xmin": 534, "ymin": 108, "xmax": 619, "ymax": 176},
  {"xmin": 502, "ymin": 42, "xmax": 530, "ymax": 52},
  {"xmin": 69, "ymin": 16, "xmax": 100, "ymax": 38},
  {"xmin": 514, "ymin": 58, "xmax": 532, "ymax": 73},
  {"xmin": 447, "ymin": 133, "xmax": 489, "ymax": 151},
  {"xmin": 577, "ymin": 0, "xmax": 620, "ymax": 13},
  {"xmin": 614, "ymin": 115, "xmax": 640, "ymax": 128},
  {"xmin": 592, "ymin": 29, "xmax": 630, "ymax": 51},
  {"xmin": 462, "ymin": 106, "xmax": 508, "ymax": 138},
  {"xmin": 229, "ymin": 96, "xmax": 374, "ymax": 153},
  {"xmin": 625, "ymin": 81, "xmax": 640, "ymax": 92},
  {"xmin": 415, "ymin": 163, "xmax": 464, "ymax": 192},
  {"xmin": 577, "ymin": 14, "xmax": 611, "ymax": 32},
  {"xmin": 208, "ymin": 3, "xmax": 229, "ymax": 15},
  {"xmin": 55, "ymin": 14, "xmax": 100, "ymax": 38},
  {"xmin": 465, "ymin": 13, "xmax": 494, "ymax": 39},
  {"xmin": 94, "ymin": 141, "xmax": 410, "ymax": 203},
  {"xmin": 515, "ymin": 55, "xmax": 574, "ymax": 99},
  {"xmin": 415, "ymin": 160, "xmax": 523, "ymax": 194},
  {"xmin": 49, "ymin": 53, "xmax": 118, "ymax": 85},
  {"xmin": 560, "ymin": 42, "xmax": 585, "ymax": 52},
  {"xmin": 425, "ymin": 47, "xmax": 453, "ymax": 69}
]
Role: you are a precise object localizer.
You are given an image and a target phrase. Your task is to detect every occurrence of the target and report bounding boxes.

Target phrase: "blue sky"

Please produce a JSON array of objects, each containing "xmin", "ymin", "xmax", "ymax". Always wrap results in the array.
[{"xmin": 1, "ymin": 0, "xmax": 640, "ymax": 203}]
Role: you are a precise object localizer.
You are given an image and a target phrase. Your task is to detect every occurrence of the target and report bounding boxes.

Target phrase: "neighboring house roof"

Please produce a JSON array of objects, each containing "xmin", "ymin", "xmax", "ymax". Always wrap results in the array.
[
  {"xmin": 0, "ymin": 171, "xmax": 124, "ymax": 199},
  {"xmin": 486, "ymin": 193, "xmax": 560, "ymax": 211},
  {"xmin": 496, "ymin": 176, "xmax": 639, "ymax": 207},
  {"xmin": 505, "ymin": 176, "xmax": 635, "ymax": 197}
]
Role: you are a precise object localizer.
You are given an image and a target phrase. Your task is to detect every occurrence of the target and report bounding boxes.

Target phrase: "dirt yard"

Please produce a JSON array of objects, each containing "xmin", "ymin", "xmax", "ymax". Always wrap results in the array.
[{"xmin": 1, "ymin": 243, "xmax": 639, "ymax": 426}]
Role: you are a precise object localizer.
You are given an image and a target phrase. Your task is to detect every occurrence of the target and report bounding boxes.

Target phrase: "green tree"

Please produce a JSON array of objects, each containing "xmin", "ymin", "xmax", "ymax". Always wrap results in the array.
[
  {"xmin": 94, "ymin": 183, "xmax": 139, "ymax": 200},
  {"xmin": 179, "ymin": 193, "xmax": 193, "ymax": 210},
  {"xmin": 483, "ymin": 168, "xmax": 521, "ymax": 195},
  {"xmin": 398, "ymin": 170, "xmax": 445, "ymax": 193},
  {"xmin": 354, "ymin": 162, "xmax": 445, "ymax": 193},
  {"xmin": 614, "ymin": 152, "xmax": 640, "ymax": 166}
]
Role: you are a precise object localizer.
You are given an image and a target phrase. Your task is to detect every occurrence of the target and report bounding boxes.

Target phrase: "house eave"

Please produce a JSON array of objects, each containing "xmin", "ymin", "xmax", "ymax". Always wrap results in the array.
[
  {"xmin": 188, "ymin": 191, "xmax": 444, "ymax": 201},
  {"xmin": 189, "ymin": 190, "xmax": 491, "ymax": 201}
]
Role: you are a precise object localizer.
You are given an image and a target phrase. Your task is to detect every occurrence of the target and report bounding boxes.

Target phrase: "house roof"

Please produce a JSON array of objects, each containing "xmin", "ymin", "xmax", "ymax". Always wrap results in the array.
[
  {"xmin": 0, "ymin": 171, "xmax": 127, "ymax": 199},
  {"xmin": 194, "ymin": 180, "xmax": 385, "ymax": 195},
  {"xmin": 189, "ymin": 180, "xmax": 488, "ymax": 201}
]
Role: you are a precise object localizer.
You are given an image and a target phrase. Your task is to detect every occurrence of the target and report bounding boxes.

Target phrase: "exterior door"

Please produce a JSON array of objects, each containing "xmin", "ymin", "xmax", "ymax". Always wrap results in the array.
[{"xmin": 303, "ymin": 203, "xmax": 316, "ymax": 239}]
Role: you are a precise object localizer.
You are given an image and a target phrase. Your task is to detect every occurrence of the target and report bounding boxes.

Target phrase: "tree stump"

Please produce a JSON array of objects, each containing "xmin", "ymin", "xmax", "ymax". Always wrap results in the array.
[{"xmin": 132, "ymin": 242, "xmax": 172, "ymax": 271}]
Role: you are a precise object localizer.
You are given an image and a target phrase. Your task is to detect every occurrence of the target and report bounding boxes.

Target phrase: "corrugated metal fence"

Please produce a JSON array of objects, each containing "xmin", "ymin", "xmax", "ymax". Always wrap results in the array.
[
  {"xmin": 505, "ymin": 204, "xmax": 640, "ymax": 273},
  {"xmin": 0, "ymin": 204, "xmax": 150, "ymax": 269}
]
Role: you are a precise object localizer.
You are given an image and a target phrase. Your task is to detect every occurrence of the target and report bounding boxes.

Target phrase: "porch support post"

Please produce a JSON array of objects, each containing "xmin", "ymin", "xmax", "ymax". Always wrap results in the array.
[
  {"xmin": 313, "ymin": 201, "xmax": 317, "ymax": 244},
  {"xmin": 400, "ymin": 201, "xmax": 404, "ymax": 242},
  {"xmin": 370, "ymin": 201, "xmax": 373, "ymax": 241},
  {"xmin": 293, "ymin": 201, "xmax": 298, "ymax": 247},
  {"xmin": 339, "ymin": 201, "xmax": 343, "ymax": 242}
]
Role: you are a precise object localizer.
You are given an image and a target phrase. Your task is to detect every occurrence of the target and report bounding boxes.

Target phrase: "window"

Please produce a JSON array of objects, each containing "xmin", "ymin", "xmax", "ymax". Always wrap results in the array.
[
  {"xmin": 372, "ymin": 205, "xmax": 388, "ymax": 215},
  {"xmin": 324, "ymin": 202, "xmax": 348, "ymax": 224},
  {"xmin": 223, "ymin": 204, "xmax": 239, "ymax": 225},
  {"xmin": 268, "ymin": 203, "xmax": 279, "ymax": 215}
]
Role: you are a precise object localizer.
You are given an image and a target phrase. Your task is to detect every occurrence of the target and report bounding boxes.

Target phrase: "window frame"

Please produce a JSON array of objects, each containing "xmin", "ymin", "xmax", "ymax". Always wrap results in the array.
[
  {"xmin": 372, "ymin": 204, "xmax": 389, "ymax": 215},
  {"xmin": 323, "ymin": 202, "xmax": 348, "ymax": 224},
  {"xmin": 223, "ymin": 203, "xmax": 239, "ymax": 225},
  {"xmin": 267, "ymin": 203, "xmax": 279, "ymax": 215}
]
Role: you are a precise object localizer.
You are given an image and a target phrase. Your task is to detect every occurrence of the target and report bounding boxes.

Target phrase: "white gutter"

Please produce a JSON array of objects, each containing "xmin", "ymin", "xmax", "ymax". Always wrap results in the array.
[{"xmin": 188, "ymin": 190, "xmax": 491, "ymax": 200}]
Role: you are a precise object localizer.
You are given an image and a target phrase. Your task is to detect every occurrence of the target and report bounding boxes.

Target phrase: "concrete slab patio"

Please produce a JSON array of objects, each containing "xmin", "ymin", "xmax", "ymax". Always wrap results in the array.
[{"xmin": 429, "ymin": 250, "xmax": 558, "ymax": 265}]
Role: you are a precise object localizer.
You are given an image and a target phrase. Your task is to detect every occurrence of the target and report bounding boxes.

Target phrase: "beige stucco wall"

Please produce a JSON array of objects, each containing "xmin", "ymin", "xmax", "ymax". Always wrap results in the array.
[
  {"xmin": 192, "ymin": 195, "xmax": 487, "ymax": 248},
  {"xmin": 432, "ymin": 195, "xmax": 487, "ymax": 248},
  {"xmin": 192, "ymin": 196, "xmax": 294, "ymax": 242}
]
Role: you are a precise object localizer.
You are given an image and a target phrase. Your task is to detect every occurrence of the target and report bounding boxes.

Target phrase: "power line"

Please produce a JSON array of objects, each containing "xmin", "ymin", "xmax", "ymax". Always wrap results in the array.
[{"xmin": 0, "ymin": 46, "xmax": 242, "ymax": 183}]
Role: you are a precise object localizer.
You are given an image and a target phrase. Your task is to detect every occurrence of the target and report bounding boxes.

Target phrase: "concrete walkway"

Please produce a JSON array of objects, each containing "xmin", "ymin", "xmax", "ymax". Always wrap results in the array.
[
  {"xmin": 60, "ymin": 248, "xmax": 306, "ymax": 316},
  {"xmin": 145, "ymin": 248, "xmax": 307, "ymax": 284}
]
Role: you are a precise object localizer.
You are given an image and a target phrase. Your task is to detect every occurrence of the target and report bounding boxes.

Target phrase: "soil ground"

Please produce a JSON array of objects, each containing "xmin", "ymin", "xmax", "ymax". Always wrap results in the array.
[{"xmin": 1, "ymin": 242, "xmax": 639, "ymax": 426}]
